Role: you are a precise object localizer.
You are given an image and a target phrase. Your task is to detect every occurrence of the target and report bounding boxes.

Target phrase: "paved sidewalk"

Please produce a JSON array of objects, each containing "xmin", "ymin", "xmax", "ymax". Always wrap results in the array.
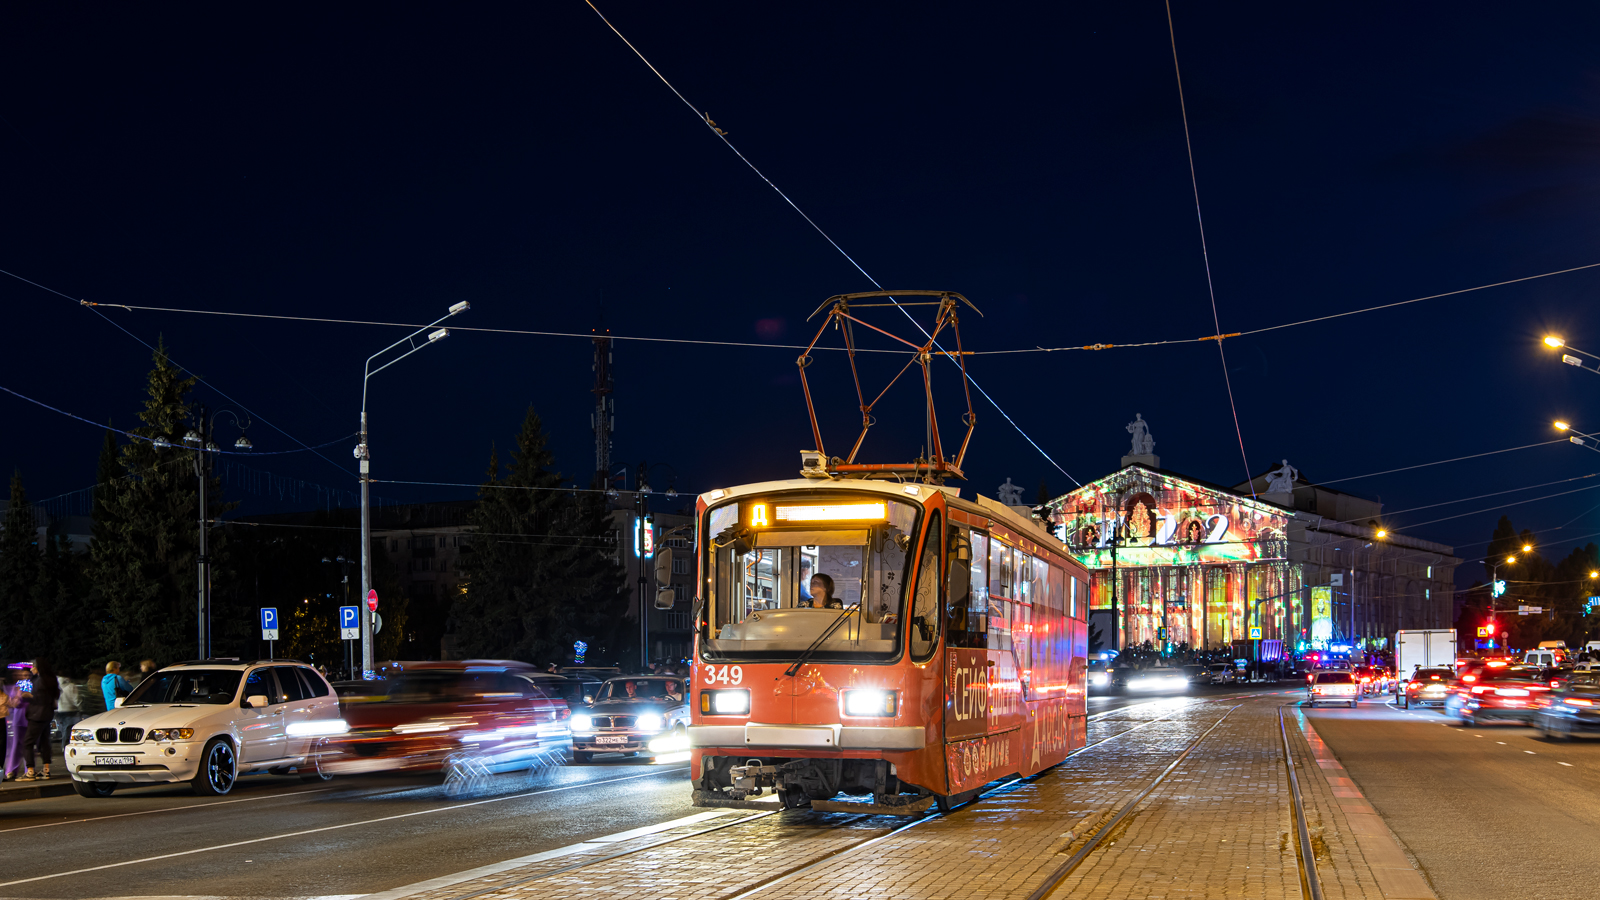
[{"xmin": 0, "ymin": 769, "xmax": 73, "ymax": 803}]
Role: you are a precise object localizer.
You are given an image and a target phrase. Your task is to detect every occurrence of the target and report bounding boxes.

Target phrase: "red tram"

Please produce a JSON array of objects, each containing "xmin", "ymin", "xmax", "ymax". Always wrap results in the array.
[{"xmin": 687, "ymin": 478, "xmax": 1090, "ymax": 813}]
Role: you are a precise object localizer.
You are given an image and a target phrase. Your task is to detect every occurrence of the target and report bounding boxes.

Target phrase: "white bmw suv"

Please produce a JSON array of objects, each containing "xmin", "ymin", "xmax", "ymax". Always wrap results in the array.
[{"xmin": 65, "ymin": 660, "xmax": 342, "ymax": 797}]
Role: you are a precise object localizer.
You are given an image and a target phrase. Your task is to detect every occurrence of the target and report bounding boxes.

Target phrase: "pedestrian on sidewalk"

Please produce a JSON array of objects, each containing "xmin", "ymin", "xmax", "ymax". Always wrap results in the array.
[
  {"xmin": 19, "ymin": 660, "xmax": 59, "ymax": 781},
  {"xmin": 54, "ymin": 668, "xmax": 83, "ymax": 739},
  {"xmin": 101, "ymin": 661, "xmax": 133, "ymax": 712},
  {"xmin": 132, "ymin": 659, "xmax": 157, "ymax": 687},
  {"xmin": 3, "ymin": 664, "xmax": 29, "ymax": 780}
]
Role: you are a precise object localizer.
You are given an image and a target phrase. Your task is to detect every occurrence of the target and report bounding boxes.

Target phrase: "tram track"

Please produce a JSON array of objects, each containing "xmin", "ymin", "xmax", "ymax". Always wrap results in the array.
[{"xmin": 414, "ymin": 695, "xmax": 1254, "ymax": 900}]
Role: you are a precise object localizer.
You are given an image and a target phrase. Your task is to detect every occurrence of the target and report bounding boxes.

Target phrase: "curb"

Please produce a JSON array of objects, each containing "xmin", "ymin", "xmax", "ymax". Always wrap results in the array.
[
  {"xmin": 0, "ymin": 780, "xmax": 75, "ymax": 803},
  {"xmin": 1292, "ymin": 708, "xmax": 1438, "ymax": 900}
]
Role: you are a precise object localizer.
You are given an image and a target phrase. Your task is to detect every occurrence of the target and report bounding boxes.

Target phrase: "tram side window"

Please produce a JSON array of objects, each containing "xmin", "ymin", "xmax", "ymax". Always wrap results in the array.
[
  {"xmin": 987, "ymin": 542, "xmax": 1012, "ymax": 652},
  {"xmin": 910, "ymin": 512, "xmax": 941, "ymax": 662},
  {"xmin": 945, "ymin": 524, "xmax": 976, "ymax": 648},
  {"xmin": 1047, "ymin": 565, "xmax": 1067, "ymax": 684},
  {"xmin": 1012, "ymin": 551, "xmax": 1036, "ymax": 675},
  {"xmin": 953, "ymin": 530, "xmax": 990, "ymax": 648}
]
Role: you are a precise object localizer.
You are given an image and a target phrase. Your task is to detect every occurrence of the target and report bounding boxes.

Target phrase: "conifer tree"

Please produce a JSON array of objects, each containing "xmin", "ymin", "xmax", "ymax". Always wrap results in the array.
[
  {"xmin": 94, "ymin": 340, "xmax": 229, "ymax": 665},
  {"xmin": 452, "ymin": 407, "xmax": 625, "ymax": 663},
  {"xmin": 0, "ymin": 471, "xmax": 41, "ymax": 659}
]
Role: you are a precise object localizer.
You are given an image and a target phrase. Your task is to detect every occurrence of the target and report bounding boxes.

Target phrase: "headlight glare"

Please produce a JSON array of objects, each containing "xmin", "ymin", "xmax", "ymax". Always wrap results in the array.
[
  {"xmin": 286, "ymin": 719, "xmax": 348, "ymax": 737},
  {"xmin": 637, "ymin": 713, "xmax": 664, "ymax": 732},
  {"xmin": 571, "ymin": 714, "xmax": 593, "ymax": 732},
  {"xmin": 702, "ymin": 689, "xmax": 750, "ymax": 715},
  {"xmin": 841, "ymin": 689, "xmax": 897, "ymax": 717}
]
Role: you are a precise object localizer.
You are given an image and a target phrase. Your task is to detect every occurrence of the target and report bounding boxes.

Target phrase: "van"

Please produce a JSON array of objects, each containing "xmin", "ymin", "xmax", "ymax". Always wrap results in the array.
[{"xmin": 1524, "ymin": 649, "xmax": 1559, "ymax": 668}]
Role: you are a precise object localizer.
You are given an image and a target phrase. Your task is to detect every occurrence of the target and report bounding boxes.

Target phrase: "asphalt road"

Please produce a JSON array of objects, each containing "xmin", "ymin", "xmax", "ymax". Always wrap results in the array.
[
  {"xmin": 0, "ymin": 755, "xmax": 697, "ymax": 899},
  {"xmin": 0, "ymin": 683, "xmax": 1279, "ymax": 900},
  {"xmin": 1308, "ymin": 695, "xmax": 1600, "ymax": 900}
]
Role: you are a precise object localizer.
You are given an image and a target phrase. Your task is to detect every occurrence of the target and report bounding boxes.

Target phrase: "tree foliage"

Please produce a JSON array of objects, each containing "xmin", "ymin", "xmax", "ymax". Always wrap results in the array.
[
  {"xmin": 89, "ymin": 341, "xmax": 231, "ymax": 666},
  {"xmin": 0, "ymin": 471, "xmax": 41, "ymax": 659},
  {"xmin": 451, "ymin": 407, "xmax": 626, "ymax": 664}
]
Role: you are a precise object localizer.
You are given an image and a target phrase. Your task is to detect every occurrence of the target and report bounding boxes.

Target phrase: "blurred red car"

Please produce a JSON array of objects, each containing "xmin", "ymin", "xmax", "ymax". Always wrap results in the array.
[{"xmin": 322, "ymin": 661, "xmax": 569, "ymax": 793}]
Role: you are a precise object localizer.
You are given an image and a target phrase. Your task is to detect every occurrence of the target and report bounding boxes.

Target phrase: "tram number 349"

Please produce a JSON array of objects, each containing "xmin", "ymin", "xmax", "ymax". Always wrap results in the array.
[{"xmin": 702, "ymin": 665, "xmax": 744, "ymax": 686}]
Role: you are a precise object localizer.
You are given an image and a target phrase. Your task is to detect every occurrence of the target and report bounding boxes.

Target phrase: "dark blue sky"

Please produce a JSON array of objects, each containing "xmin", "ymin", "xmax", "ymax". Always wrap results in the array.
[{"xmin": 5, "ymin": 3, "xmax": 1600, "ymax": 580}]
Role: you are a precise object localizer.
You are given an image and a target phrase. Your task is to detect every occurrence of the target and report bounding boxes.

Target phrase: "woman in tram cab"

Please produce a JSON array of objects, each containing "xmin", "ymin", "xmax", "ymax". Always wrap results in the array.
[{"xmin": 798, "ymin": 573, "xmax": 844, "ymax": 609}]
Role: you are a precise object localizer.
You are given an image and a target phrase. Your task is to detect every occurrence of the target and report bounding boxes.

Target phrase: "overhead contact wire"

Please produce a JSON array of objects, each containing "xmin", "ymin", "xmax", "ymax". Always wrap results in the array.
[
  {"xmin": 1165, "ymin": 0, "xmax": 1253, "ymax": 496},
  {"xmin": 581, "ymin": 1, "xmax": 1080, "ymax": 487}
]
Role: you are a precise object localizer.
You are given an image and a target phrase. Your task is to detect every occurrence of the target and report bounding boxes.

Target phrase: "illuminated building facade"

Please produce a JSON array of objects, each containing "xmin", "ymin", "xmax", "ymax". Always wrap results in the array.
[
  {"xmin": 1044, "ymin": 463, "xmax": 1458, "ymax": 657},
  {"xmin": 1046, "ymin": 465, "xmax": 1297, "ymax": 655}
]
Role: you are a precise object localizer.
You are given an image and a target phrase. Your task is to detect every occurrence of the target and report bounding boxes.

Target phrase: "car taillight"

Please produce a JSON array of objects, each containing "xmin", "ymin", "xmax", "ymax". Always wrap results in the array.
[
  {"xmin": 1462, "ymin": 674, "xmax": 1477, "ymax": 683},
  {"xmin": 557, "ymin": 707, "xmax": 570, "ymax": 720},
  {"xmin": 1566, "ymin": 698, "xmax": 1594, "ymax": 707},
  {"xmin": 1408, "ymin": 681, "xmax": 1421, "ymax": 690},
  {"xmin": 1471, "ymin": 685, "xmax": 1491, "ymax": 695}
]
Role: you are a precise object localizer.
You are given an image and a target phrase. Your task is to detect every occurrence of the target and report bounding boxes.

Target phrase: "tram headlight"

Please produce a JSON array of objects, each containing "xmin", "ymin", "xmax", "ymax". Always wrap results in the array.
[
  {"xmin": 841, "ymin": 689, "xmax": 897, "ymax": 718},
  {"xmin": 701, "ymin": 689, "xmax": 750, "ymax": 715}
]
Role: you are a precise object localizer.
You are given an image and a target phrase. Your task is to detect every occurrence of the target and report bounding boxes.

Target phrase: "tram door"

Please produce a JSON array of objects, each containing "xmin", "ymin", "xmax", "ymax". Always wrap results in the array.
[{"xmin": 944, "ymin": 524, "xmax": 990, "ymax": 744}]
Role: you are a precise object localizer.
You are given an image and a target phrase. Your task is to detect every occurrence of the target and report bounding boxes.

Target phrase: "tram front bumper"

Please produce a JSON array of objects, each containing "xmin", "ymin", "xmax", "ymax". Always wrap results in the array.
[{"xmin": 689, "ymin": 723, "xmax": 925, "ymax": 751}]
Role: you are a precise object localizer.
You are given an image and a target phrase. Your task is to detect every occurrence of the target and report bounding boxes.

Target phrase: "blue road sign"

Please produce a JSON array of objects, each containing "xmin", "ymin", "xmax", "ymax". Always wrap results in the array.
[
  {"xmin": 340, "ymin": 605, "xmax": 360, "ymax": 639},
  {"xmin": 261, "ymin": 607, "xmax": 279, "ymax": 640}
]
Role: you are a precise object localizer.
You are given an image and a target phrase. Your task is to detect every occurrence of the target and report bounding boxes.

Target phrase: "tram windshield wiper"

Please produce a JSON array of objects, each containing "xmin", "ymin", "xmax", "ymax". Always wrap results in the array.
[{"xmin": 784, "ymin": 609, "xmax": 856, "ymax": 677}]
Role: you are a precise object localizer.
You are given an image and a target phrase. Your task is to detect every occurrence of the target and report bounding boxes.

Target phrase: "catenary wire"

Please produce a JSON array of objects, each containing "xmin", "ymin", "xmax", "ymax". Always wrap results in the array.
[
  {"xmin": 1318, "ymin": 439, "xmax": 1567, "ymax": 485},
  {"xmin": 0, "ymin": 382, "xmax": 354, "ymax": 456},
  {"xmin": 1165, "ymin": 0, "xmax": 1253, "ymax": 496},
  {"xmin": 53, "ymin": 261, "xmax": 1600, "ymax": 364},
  {"xmin": 580, "ymin": 1, "xmax": 1081, "ymax": 487},
  {"xmin": 1, "ymin": 267, "xmax": 354, "ymax": 478}
]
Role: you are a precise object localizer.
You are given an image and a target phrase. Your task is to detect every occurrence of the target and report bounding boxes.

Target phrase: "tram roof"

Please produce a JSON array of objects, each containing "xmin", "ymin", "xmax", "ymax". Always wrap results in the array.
[{"xmin": 698, "ymin": 477, "xmax": 1074, "ymax": 562}]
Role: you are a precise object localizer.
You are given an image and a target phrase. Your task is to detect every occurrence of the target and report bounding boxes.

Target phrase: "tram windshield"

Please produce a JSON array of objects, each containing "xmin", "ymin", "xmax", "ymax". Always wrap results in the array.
[{"xmin": 701, "ymin": 494, "xmax": 921, "ymax": 661}]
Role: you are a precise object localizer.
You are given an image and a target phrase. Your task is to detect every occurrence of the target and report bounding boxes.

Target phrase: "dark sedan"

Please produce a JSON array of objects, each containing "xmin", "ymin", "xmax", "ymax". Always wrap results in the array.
[
  {"xmin": 1445, "ymin": 664, "xmax": 1551, "ymax": 725},
  {"xmin": 1535, "ymin": 673, "xmax": 1600, "ymax": 740},
  {"xmin": 569, "ymin": 676, "xmax": 689, "ymax": 763}
]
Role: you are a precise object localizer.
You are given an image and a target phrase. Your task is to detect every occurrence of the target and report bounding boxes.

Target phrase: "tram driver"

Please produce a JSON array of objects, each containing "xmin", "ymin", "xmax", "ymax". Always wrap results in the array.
[{"xmin": 797, "ymin": 573, "xmax": 845, "ymax": 609}]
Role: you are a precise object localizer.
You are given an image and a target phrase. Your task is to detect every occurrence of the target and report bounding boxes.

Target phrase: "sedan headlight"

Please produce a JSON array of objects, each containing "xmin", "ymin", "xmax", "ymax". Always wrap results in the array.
[
  {"xmin": 841, "ymin": 689, "xmax": 898, "ymax": 717},
  {"xmin": 70, "ymin": 728, "xmax": 93, "ymax": 744},
  {"xmin": 571, "ymin": 714, "xmax": 593, "ymax": 732},
  {"xmin": 636, "ymin": 713, "xmax": 664, "ymax": 733},
  {"xmin": 700, "ymin": 689, "xmax": 750, "ymax": 715},
  {"xmin": 148, "ymin": 728, "xmax": 196, "ymax": 741}
]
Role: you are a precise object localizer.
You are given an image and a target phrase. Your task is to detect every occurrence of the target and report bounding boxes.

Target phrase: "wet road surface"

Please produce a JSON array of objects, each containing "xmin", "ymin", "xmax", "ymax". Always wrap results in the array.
[{"xmin": 1308, "ymin": 694, "xmax": 1600, "ymax": 899}]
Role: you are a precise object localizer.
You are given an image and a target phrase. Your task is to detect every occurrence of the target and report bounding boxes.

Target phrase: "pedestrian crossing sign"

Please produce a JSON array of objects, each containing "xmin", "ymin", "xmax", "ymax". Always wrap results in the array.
[{"xmin": 1249, "ymin": 626, "xmax": 1262, "ymax": 640}]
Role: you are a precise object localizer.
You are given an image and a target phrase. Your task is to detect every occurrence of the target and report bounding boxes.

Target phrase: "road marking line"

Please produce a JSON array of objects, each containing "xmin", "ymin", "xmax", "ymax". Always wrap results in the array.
[
  {"xmin": 1560, "ymin": 762, "xmax": 1574, "ymax": 767},
  {"xmin": 0, "ymin": 767, "xmax": 689, "ymax": 889},
  {"xmin": 0, "ymin": 786, "xmax": 336, "ymax": 834},
  {"xmin": 360, "ymin": 809, "xmax": 744, "ymax": 900}
]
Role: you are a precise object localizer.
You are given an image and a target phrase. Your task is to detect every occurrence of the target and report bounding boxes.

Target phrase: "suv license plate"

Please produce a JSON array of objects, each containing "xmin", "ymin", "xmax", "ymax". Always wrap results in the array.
[
  {"xmin": 95, "ymin": 756, "xmax": 136, "ymax": 766},
  {"xmin": 595, "ymin": 735, "xmax": 628, "ymax": 745}
]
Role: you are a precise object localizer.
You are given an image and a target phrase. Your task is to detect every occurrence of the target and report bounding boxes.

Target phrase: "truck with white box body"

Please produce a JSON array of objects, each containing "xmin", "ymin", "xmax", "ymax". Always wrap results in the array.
[{"xmin": 1395, "ymin": 629, "xmax": 1458, "ymax": 708}]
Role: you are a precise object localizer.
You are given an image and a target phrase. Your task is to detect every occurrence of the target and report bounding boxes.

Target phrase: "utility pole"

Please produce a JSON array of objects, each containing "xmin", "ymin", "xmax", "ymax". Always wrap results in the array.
[
  {"xmin": 638, "ymin": 460, "xmax": 650, "ymax": 670},
  {"xmin": 592, "ymin": 331, "xmax": 614, "ymax": 490},
  {"xmin": 194, "ymin": 405, "xmax": 210, "ymax": 660}
]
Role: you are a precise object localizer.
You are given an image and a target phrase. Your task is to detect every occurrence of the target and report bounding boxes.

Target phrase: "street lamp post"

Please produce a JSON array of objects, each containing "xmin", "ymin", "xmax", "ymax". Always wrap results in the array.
[
  {"xmin": 357, "ymin": 302, "xmax": 469, "ymax": 678},
  {"xmin": 184, "ymin": 406, "xmax": 251, "ymax": 660},
  {"xmin": 636, "ymin": 462, "xmax": 680, "ymax": 670}
]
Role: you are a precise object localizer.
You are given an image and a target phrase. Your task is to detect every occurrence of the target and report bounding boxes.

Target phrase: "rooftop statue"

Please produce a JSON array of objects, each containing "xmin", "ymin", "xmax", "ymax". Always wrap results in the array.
[
  {"xmin": 1126, "ymin": 413, "xmax": 1155, "ymax": 457},
  {"xmin": 1264, "ymin": 459, "xmax": 1299, "ymax": 493}
]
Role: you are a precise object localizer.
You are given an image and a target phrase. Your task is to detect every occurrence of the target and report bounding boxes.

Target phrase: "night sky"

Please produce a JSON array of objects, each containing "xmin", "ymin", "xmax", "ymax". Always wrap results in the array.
[{"xmin": 6, "ymin": 3, "xmax": 1600, "ymax": 582}]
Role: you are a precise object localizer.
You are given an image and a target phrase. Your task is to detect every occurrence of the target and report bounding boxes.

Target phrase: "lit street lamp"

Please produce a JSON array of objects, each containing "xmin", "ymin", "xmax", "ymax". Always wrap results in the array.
[
  {"xmin": 1555, "ymin": 420, "xmax": 1600, "ymax": 454},
  {"xmin": 357, "ymin": 301, "xmax": 469, "ymax": 678},
  {"xmin": 1544, "ymin": 335, "xmax": 1600, "ymax": 376}
]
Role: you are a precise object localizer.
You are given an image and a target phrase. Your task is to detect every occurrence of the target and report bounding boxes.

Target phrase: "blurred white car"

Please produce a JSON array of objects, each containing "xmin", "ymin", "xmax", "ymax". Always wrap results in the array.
[{"xmin": 65, "ymin": 661, "xmax": 340, "ymax": 797}]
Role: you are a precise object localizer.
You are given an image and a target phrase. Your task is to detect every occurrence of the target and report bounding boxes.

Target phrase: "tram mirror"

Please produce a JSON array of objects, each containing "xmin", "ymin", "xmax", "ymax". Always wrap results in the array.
[
  {"xmin": 714, "ymin": 525, "xmax": 755, "ymax": 556},
  {"xmin": 655, "ymin": 588, "xmax": 677, "ymax": 609},
  {"xmin": 654, "ymin": 548, "xmax": 673, "ymax": 586}
]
